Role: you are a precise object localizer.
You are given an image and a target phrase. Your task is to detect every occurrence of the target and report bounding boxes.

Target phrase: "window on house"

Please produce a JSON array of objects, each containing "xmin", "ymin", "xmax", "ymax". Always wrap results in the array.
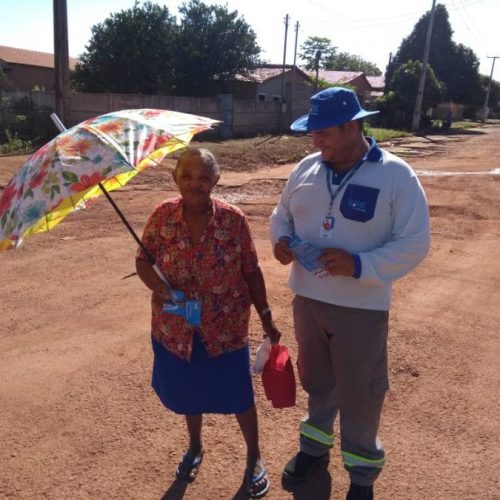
[
  {"xmin": 257, "ymin": 93, "xmax": 266, "ymax": 101},
  {"xmin": 272, "ymin": 95, "xmax": 282, "ymax": 102}
]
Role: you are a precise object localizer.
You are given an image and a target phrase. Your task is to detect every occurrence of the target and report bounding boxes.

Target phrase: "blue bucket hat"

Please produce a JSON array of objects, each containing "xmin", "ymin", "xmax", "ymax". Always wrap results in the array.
[{"xmin": 291, "ymin": 87, "xmax": 379, "ymax": 132}]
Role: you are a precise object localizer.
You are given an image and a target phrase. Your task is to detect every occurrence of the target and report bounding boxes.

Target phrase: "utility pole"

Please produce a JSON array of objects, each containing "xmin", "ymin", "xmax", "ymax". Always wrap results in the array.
[
  {"xmin": 480, "ymin": 56, "xmax": 499, "ymax": 122},
  {"xmin": 53, "ymin": 0, "xmax": 70, "ymax": 125},
  {"xmin": 314, "ymin": 50, "xmax": 321, "ymax": 91},
  {"xmin": 279, "ymin": 14, "xmax": 290, "ymax": 132},
  {"xmin": 411, "ymin": 0, "xmax": 437, "ymax": 132},
  {"xmin": 280, "ymin": 14, "xmax": 290, "ymax": 102},
  {"xmin": 292, "ymin": 21, "xmax": 300, "ymax": 68},
  {"xmin": 290, "ymin": 21, "xmax": 300, "ymax": 123}
]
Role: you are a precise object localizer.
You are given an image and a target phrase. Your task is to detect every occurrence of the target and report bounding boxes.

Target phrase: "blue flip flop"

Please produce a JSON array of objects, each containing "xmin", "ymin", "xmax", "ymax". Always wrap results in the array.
[
  {"xmin": 175, "ymin": 449, "xmax": 204, "ymax": 482},
  {"xmin": 245, "ymin": 459, "xmax": 270, "ymax": 499}
]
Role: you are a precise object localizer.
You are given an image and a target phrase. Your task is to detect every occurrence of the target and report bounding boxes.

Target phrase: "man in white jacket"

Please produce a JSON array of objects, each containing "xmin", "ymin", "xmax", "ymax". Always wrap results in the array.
[{"xmin": 269, "ymin": 87, "xmax": 430, "ymax": 500}]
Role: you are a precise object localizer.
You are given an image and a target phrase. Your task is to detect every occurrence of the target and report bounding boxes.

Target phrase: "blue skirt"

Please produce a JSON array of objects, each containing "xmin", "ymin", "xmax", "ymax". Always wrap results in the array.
[{"xmin": 151, "ymin": 333, "xmax": 255, "ymax": 415}]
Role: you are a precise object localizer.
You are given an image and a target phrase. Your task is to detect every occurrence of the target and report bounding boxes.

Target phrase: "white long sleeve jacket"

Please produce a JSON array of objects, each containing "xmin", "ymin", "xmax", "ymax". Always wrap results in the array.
[{"xmin": 269, "ymin": 140, "xmax": 431, "ymax": 311}]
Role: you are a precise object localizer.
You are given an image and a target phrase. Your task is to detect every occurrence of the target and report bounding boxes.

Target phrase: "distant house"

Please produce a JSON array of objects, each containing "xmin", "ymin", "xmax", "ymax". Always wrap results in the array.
[
  {"xmin": 366, "ymin": 75, "xmax": 385, "ymax": 91},
  {"xmin": 366, "ymin": 75, "xmax": 385, "ymax": 100},
  {"xmin": 314, "ymin": 70, "xmax": 373, "ymax": 101},
  {"xmin": 233, "ymin": 64, "xmax": 314, "ymax": 123},
  {"xmin": 234, "ymin": 64, "xmax": 312, "ymax": 101},
  {"xmin": 0, "ymin": 45, "xmax": 78, "ymax": 91}
]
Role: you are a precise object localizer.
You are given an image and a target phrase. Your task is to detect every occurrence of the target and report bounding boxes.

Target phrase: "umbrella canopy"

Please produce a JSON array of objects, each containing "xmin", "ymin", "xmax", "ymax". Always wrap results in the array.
[{"xmin": 0, "ymin": 109, "xmax": 219, "ymax": 251}]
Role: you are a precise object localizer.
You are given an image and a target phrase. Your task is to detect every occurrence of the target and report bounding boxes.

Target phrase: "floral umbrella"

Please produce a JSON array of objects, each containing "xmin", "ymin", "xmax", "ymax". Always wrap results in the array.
[{"xmin": 0, "ymin": 109, "xmax": 219, "ymax": 252}]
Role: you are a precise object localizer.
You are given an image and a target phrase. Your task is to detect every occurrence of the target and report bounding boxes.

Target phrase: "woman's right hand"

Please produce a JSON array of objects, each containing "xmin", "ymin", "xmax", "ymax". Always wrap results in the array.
[
  {"xmin": 136, "ymin": 259, "xmax": 174, "ymax": 303},
  {"xmin": 152, "ymin": 282, "xmax": 174, "ymax": 306}
]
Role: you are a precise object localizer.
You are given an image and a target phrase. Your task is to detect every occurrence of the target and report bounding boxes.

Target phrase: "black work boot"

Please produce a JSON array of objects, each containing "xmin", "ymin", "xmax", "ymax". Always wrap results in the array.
[
  {"xmin": 346, "ymin": 482, "xmax": 374, "ymax": 500},
  {"xmin": 282, "ymin": 451, "xmax": 329, "ymax": 483}
]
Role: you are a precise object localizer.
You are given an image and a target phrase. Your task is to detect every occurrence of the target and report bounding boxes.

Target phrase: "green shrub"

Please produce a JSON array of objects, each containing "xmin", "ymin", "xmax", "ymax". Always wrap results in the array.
[
  {"xmin": 0, "ymin": 129, "xmax": 33, "ymax": 154},
  {"xmin": 0, "ymin": 97, "xmax": 54, "ymax": 146}
]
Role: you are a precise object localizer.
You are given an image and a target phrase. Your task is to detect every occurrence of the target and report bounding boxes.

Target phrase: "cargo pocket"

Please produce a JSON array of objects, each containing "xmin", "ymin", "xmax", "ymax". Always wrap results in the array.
[{"xmin": 340, "ymin": 184, "xmax": 380, "ymax": 222}]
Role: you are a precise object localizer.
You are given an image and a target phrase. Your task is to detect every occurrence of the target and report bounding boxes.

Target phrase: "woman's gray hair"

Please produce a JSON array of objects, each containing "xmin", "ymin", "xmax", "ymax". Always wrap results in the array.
[{"xmin": 174, "ymin": 147, "xmax": 220, "ymax": 177}]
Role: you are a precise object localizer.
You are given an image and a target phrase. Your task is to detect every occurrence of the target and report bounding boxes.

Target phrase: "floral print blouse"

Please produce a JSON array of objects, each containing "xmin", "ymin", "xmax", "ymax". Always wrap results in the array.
[{"xmin": 138, "ymin": 197, "xmax": 259, "ymax": 361}]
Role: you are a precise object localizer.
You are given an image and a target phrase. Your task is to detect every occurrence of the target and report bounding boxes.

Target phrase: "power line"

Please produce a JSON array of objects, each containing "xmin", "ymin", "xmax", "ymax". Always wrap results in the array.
[
  {"xmin": 450, "ymin": 0, "xmax": 476, "ymax": 35},
  {"xmin": 302, "ymin": 14, "xmax": 423, "ymax": 29},
  {"xmin": 303, "ymin": 0, "xmax": 341, "ymax": 15},
  {"xmin": 449, "ymin": 0, "xmax": 488, "ymax": 51},
  {"xmin": 300, "ymin": 0, "xmax": 484, "ymax": 29},
  {"xmin": 456, "ymin": 0, "xmax": 484, "ymax": 37}
]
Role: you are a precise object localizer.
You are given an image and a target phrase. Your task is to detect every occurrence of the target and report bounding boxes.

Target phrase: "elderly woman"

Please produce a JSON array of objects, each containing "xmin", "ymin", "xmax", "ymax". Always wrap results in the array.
[{"xmin": 136, "ymin": 147, "xmax": 280, "ymax": 498}]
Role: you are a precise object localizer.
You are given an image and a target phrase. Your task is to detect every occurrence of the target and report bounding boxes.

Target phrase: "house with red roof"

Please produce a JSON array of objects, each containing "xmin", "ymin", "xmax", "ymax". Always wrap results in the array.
[
  {"xmin": 313, "ymin": 70, "xmax": 374, "ymax": 101},
  {"xmin": 233, "ymin": 64, "xmax": 314, "ymax": 122},
  {"xmin": 366, "ymin": 75, "xmax": 385, "ymax": 100},
  {"xmin": 235, "ymin": 65, "xmax": 384, "ymax": 102},
  {"xmin": 0, "ymin": 45, "xmax": 78, "ymax": 91},
  {"xmin": 234, "ymin": 64, "xmax": 312, "ymax": 101}
]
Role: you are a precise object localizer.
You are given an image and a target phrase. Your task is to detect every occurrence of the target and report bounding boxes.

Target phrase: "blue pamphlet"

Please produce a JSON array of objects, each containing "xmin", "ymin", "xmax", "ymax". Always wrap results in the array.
[
  {"xmin": 162, "ymin": 289, "xmax": 201, "ymax": 326},
  {"xmin": 184, "ymin": 300, "xmax": 201, "ymax": 326},
  {"xmin": 289, "ymin": 236, "xmax": 329, "ymax": 278}
]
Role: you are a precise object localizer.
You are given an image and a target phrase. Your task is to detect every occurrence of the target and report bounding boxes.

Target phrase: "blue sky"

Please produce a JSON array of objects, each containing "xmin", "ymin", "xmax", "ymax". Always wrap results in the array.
[{"xmin": 1, "ymin": 0, "xmax": 498, "ymax": 77}]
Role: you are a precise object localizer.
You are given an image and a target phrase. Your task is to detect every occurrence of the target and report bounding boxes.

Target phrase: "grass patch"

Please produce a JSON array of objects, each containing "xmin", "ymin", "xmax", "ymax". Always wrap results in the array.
[
  {"xmin": 449, "ymin": 120, "xmax": 478, "ymax": 129},
  {"xmin": 366, "ymin": 126, "xmax": 410, "ymax": 142}
]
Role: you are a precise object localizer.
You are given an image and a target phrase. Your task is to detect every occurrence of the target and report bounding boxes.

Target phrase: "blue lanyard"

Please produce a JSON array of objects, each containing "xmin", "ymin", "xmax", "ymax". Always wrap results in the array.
[{"xmin": 325, "ymin": 159, "xmax": 365, "ymax": 213}]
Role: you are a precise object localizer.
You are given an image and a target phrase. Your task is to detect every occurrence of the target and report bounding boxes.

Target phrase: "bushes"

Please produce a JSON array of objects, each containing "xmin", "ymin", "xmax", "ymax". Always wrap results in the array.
[
  {"xmin": 0, "ymin": 129, "xmax": 33, "ymax": 154},
  {"xmin": 0, "ymin": 97, "xmax": 54, "ymax": 152},
  {"xmin": 377, "ymin": 60, "xmax": 446, "ymax": 130}
]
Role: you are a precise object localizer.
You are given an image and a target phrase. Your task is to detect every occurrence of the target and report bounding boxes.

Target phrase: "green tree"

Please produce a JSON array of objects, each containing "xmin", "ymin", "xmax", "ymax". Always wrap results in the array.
[
  {"xmin": 299, "ymin": 36, "xmax": 337, "ymax": 71},
  {"xmin": 173, "ymin": 0, "xmax": 260, "ymax": 96},
  {"xmin": 325, "ymin": 52, "xmax": 381, "ymax": 75},
  {"xmin": 71, "ymin": 1, "xmax": 177, "ymax": 93},
  {"xmin": 378, "ymin": 60, "xmax": 445, "ymax": 130},
  {"xmin": 386, "ymin": 4, "xmax": 482, "ymax": 106},
  {"xmin": 448, "ymin": 44, "xmax": 482, "ymax": 106}
]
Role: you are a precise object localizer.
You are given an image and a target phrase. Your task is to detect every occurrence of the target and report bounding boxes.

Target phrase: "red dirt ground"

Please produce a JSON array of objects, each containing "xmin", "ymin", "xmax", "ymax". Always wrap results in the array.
[{"xmin": 1, "ymin": 123, "xmax": 500, "ymax": 499}]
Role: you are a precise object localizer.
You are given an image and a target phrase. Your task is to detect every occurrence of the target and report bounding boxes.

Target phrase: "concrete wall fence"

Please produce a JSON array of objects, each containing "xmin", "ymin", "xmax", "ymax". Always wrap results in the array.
[{"xmin": 0, "ymin": 90, "xmax": 286, "ymax": 139}]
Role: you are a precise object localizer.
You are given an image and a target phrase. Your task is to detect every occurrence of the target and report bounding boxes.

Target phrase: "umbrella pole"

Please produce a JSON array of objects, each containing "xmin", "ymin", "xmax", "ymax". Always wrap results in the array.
[
  {"xmin": 49, "ymin": 113, "xmax": 171, "ymax": 289},
  {"xmin": 95, "ymin": 182, "xmax": 172, "ymax": 288},
  {"xmin": 97, "ymin": 182, "xmax": 151, "ymax": 259}
]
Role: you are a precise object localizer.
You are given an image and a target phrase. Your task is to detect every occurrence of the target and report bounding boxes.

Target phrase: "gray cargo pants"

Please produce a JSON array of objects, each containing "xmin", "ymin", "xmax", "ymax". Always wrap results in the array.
[{"xmin": 293, "ymin": 295, "xmax": 389, "ymax": 486}]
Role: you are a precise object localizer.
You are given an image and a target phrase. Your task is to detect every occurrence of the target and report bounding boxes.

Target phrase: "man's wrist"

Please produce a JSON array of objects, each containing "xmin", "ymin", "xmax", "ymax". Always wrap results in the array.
[{"xmin": 352, "ymin": 254, "xmax": 362, "ymax": 279}]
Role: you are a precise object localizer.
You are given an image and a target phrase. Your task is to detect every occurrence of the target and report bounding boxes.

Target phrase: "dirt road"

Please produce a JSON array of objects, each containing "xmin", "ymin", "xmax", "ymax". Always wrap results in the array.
[{"xmin": 1, "ymin": 125, "xmax": 500, "ymax": 499}]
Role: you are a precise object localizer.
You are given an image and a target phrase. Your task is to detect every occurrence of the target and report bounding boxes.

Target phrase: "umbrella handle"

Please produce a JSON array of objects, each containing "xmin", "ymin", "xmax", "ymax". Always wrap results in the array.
[{"xmin": 49, "ymin": 113, "xmax": 172, "ymax": 292}]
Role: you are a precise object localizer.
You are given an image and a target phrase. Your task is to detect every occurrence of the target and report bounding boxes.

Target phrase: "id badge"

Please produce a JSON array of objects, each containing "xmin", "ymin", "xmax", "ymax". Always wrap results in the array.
[{"xmin": 320, "ymin": 215, "xmax": 335, "ymax": 238}]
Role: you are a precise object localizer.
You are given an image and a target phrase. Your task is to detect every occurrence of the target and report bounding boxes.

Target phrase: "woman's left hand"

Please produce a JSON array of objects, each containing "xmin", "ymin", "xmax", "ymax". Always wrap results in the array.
[{"xmin": 261, "ymin": 314, "xmax": 281, "ymax": 344}]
